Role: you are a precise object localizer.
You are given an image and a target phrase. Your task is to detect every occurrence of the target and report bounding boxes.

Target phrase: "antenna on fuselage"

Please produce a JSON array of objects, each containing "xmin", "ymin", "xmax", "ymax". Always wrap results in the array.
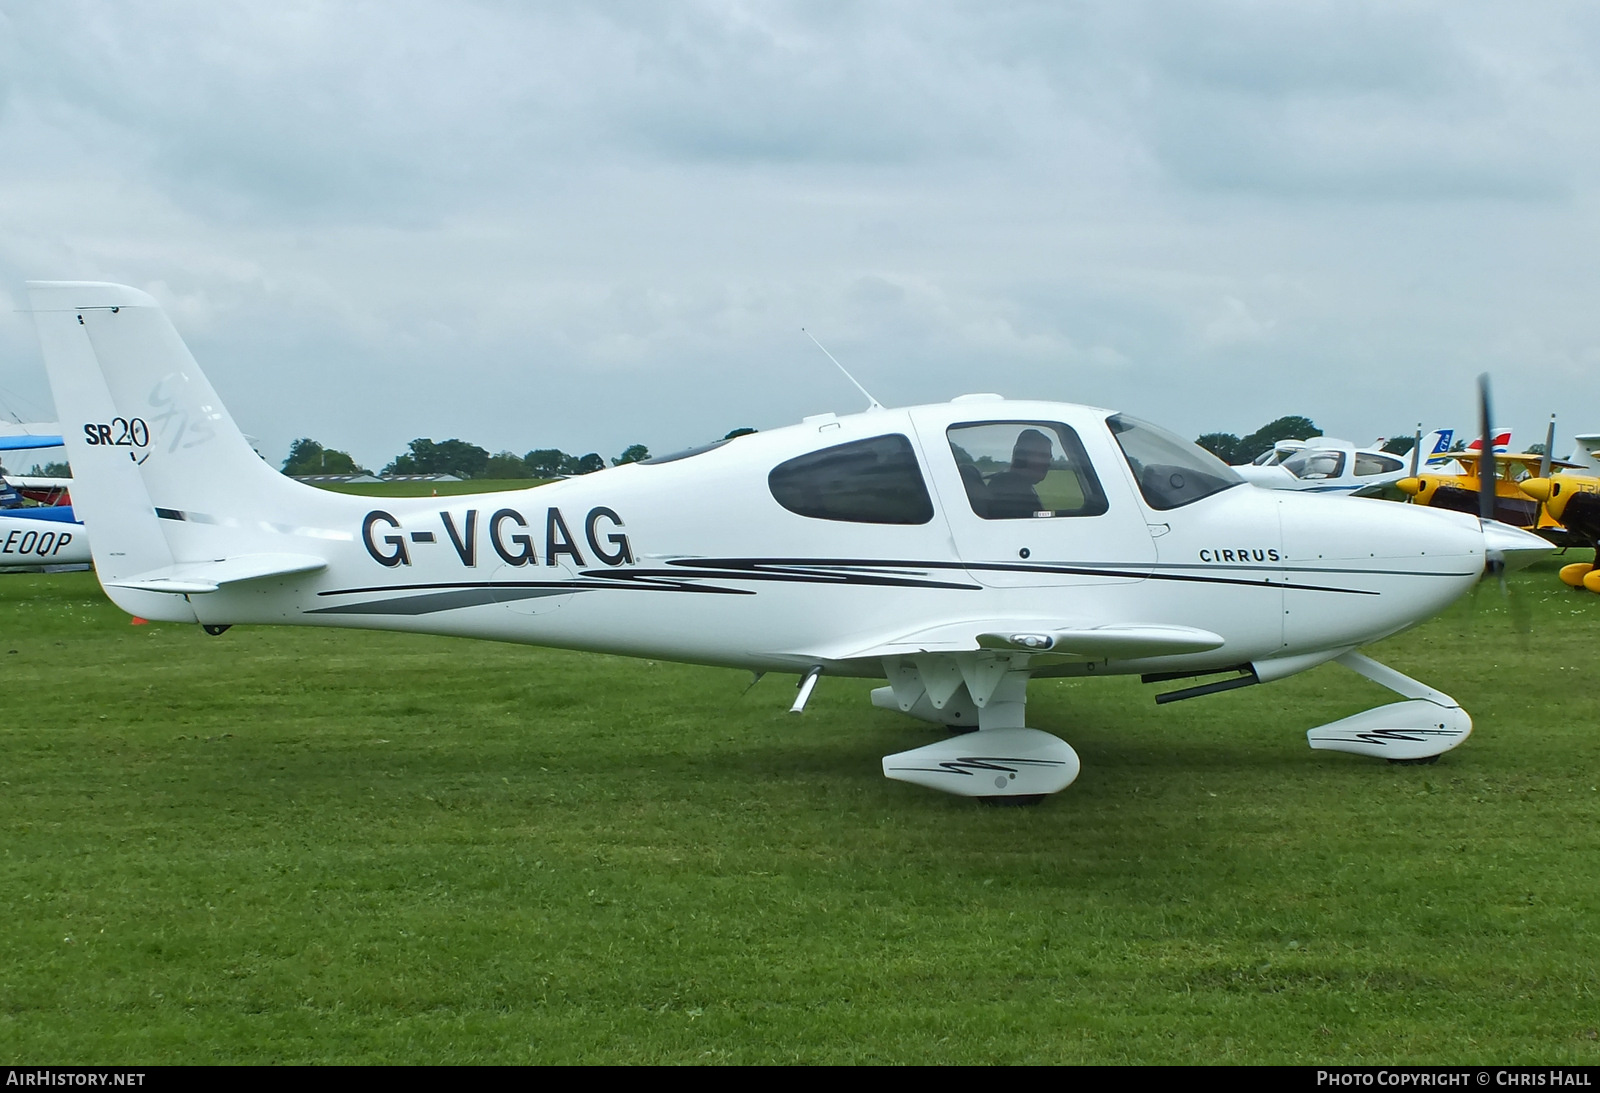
[{"xmin": 802, "ymin": 328, "xmax": 884, "ymax": 412}]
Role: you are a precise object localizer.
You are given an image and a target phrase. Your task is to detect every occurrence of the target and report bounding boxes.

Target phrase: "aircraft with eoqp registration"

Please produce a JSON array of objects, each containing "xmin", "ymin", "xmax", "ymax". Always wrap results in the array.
[{"xmin": 0, "ymin": 430, "xmax": 88, "ymax": 570}]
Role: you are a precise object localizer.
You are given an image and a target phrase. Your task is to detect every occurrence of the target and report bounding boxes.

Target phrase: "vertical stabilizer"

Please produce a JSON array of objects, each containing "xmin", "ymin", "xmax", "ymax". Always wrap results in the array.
[
  {"xmin": 1568, "ymin": 434, "xmax": 1600, "ymax": 473},
  {"xmin": 28, "ymin": 283, "xmax": 193, "ymax": 619},
  {"xmin": 27, "ymin": 282, "xmax": 316, "ymax": 620},
  {"xmin": 1416, "ymin": 429, "xmax": 1454, "ymax": 467}
]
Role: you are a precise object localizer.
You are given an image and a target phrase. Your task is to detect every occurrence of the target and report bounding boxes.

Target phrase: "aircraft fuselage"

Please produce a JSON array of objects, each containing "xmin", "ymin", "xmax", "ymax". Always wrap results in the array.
[{"xmin": 138, "ymin": 399, "xmax": 1485, "ymax": 679}]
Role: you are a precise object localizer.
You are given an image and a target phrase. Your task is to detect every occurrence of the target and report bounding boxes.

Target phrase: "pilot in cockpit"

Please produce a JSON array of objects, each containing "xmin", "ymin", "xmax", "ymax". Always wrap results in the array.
[{"xmin": 985, "ymin": 428, "xmax": 1054, "ymax": 518}]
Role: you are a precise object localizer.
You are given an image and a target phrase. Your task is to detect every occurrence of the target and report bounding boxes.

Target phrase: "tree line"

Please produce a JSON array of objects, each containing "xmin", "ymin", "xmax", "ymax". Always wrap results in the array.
[
  {"xmin": 281, "ymin": 429, "xmax": 757, "ymax": 480},
  {"xmin": 285, "ymin": 417, "xmax": 1424, "ymax": 480},
  {"xmin": 1195, "ymin": 416, "xmax": 1436, "ymax": 465},
  {"xmin": 5, "ymin": 420, "xmax": 1527, "ymax": 482}
]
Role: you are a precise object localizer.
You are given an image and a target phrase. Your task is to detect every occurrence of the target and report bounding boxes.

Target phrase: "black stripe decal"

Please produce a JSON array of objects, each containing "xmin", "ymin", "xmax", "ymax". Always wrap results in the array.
[
  {"xmin": 306, "ymin": 587, "xmax": 579, "ymax": 615},
  {"xmin": 314, "ymin": 554, "xmax": 1468, "ymax": 605},
  {"xmin": 598, "ymin": 565, "xmax": 982, "ymax": 591},
  {"xmin": 316, "ymin": 577, "xmax": 755, "ymax": 600},
  {"xmin": 668, "ymin": 555, "xmax": 1470, "ymax": 581},
  {"xmin": 663, "ymin": 557, "xmax": 1382, "ymax": 596}
]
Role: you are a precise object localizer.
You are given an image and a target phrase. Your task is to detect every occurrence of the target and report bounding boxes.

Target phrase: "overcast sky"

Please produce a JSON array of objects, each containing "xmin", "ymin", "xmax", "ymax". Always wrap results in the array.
[{"xmin": 2, "ymin": 1, "xmax": 1598, "ymax": 470}]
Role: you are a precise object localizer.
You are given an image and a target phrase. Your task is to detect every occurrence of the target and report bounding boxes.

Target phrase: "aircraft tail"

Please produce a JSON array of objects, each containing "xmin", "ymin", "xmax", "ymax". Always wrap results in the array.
[
  {"xmin": 1465, "ymin": 428, "xmax": 1512, "ymax": 455},
  {"xmin": 27, "ymin": 282, "xmax": 327, "ymax": 621},
  {"xmin": 1413, "ymin": 428, "xmax": 1454, "ymax": 471},
  {"xmin": 1567, "ymin": 434, "xmax": 1600, "ymax": 473}
]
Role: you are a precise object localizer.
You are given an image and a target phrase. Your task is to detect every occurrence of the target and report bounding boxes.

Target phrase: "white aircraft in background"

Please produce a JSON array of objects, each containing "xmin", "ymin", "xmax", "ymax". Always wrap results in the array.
[
  {"xmin": 1564, "ymin": 434, "xmax": 1600, "ymax": 473},
  {"xmin": 0, "ymin": 428, "xmax": 88, "ymax": 570},
  {"xmin": 0, "ymin": 421, "xmax": 74, "ymax": 500},
  {"xmin": 25, "ymin": 282, "xmax": 1551, "ymax": 801},
  {"xmin": 1234, "ymin": 430, "xmax": 1463, "ymax": 496},
  {"xmin": 0, "ymin": 492, "xmax": 88, "ymax": 568}
]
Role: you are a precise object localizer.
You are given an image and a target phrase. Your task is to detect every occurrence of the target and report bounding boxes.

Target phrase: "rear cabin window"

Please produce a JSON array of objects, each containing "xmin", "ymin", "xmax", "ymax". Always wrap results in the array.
[
  {"xmin": 947, "ymin": 422, "xmax": 1109, "ymax": 519},
  {"xmin": 1354, "ymin": 452, "xmax": 1404, "ymax": 477},
  {"xmin": 768, "ymin": 434, "xmax": 934, "ymax": 525}
]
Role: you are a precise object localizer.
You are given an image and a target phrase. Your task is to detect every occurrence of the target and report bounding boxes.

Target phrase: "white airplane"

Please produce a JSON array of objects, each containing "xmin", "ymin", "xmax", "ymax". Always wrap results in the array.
[
  {"xmin": 25, "ymin": 281, "xmax": 1552, "ymax": 801},
  {"xmin": 1234, "ymin": 431, "xmax": 1457, "ymax": 496},
  {"xmin": 0, "ymin": 423, "xmax": 72, "ymax": 499},
  {"xmin": 0, "ymin": 428, "xmax": 89, "ymax": 570},
  {"xmin": 1566, "ymin": 434, "xmax": 1600, "ymax": 473},
  {"xmin": 0, "ymin": 505, "xmax": 89, "ymax": 569}
]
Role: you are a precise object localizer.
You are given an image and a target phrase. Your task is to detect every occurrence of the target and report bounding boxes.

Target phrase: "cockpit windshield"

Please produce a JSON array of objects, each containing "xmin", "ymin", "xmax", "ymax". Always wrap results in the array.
[
  {"xmin": 1254, "ymin": 442, "xmax": 1305, "ymax": 467},
  {"xmin": 1108, "ymin": 414, "xmax": 1243, "ymax": 510},
  {"xmin": 1282, "ymin": 448, "xmax": 1346, "ymax": 480}
]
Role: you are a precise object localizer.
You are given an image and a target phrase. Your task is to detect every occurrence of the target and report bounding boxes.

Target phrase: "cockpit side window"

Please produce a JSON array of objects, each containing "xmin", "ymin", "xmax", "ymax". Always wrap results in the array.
[
  {"xmin": 1353, "ymin": 452, "xmax": 1403, "ymax": 477},
  {"xmin": 768, "ymin": 434, "xmax": 934, "ymax": 525},
  {"xmin": 1108, "ymin": 414, "xmax": 1243, "ymax": 510},
  {"xmin": 946, "ymin": 422, "xmax": 1109, "ymax": 519}
]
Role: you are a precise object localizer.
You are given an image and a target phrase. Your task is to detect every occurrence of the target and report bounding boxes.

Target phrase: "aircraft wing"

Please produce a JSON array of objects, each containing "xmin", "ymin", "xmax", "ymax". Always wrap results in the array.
[
  {"xmin": 0, "ymin": 434, "xmax": 64, "ymax": 452},
  {"xmin": 104, "ymin": 553, "xmax": 327, "ymax": 594},
  {"xmin": 3, "ymin": 476, "xmax": 73, "ymax": 490},
  {"xmin": 818, "ymin": 620, "xmax": 1224, "ymax": 664}
]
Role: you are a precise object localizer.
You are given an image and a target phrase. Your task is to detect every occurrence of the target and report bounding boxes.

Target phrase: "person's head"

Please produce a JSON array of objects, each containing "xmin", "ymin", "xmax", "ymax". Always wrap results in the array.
[{"xmin": 1010, "ymin": 429, "xmax": 1053, "ymax": 484}]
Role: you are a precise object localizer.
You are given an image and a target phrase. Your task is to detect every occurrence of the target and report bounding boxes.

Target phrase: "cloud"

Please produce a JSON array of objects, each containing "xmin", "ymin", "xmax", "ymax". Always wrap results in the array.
[
  {"xmin": 0, "ymin": 1, "xmax": 1036, "ymax": 228},
  {"xmin": 2, "ymin": 0, "xmax": 1599, "ymax": 464},
  {"xmin": 1129, "ymin": 2, "xmax": 1593, "ymax": 200}
]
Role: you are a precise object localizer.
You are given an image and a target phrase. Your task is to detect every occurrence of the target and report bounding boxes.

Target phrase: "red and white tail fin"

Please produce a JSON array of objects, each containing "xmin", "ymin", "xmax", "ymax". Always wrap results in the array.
[{"xmin": 1465, "ymin": 429, "xmax": 1512, "ymax": 455}]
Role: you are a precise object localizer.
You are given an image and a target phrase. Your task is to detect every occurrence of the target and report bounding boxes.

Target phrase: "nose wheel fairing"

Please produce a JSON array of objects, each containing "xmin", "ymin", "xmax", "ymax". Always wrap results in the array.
[{"xmin": 1303, "ymin": 651, "xmax": 1472, "ymax": 761}]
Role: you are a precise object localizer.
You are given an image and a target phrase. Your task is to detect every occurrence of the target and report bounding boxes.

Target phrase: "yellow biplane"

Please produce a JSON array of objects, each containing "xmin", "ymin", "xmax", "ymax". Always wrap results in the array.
[
  {"xmin": 1519, "ymin": 471, "xmax": 1600, "ymax": 591},
  {"xmin": 1396, "ymin": 450, "xmax": 1581, "ymax": 540}
]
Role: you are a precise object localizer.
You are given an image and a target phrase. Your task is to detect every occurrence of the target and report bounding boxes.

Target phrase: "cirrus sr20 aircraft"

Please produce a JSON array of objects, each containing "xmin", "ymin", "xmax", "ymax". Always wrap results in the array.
[{"xmin": 27, "ymin": 282, "xmax": 1552, "ymax": 801}]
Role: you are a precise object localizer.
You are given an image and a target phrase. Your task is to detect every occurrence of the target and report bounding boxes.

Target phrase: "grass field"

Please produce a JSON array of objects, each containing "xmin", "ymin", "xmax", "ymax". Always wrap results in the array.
[{"xmin": 3, "ymin": 560, "xmax": 1599, "ymax": 1064}]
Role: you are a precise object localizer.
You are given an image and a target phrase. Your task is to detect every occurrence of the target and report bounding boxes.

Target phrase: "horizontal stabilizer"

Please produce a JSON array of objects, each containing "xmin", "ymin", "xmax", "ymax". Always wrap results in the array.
[
  {"xmin": 978, "ymin": 624, "xmax": 1224, "ymax": 659},
  {"xmin": 105, "ymin": 553, "xmax": 326, "ymax": 594}
]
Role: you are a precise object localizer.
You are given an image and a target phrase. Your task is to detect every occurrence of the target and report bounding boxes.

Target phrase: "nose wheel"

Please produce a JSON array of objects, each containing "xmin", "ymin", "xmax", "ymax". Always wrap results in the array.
[{"xmin": 1305, "ymin": 652, "xmax": 1471, "ymax": 762}]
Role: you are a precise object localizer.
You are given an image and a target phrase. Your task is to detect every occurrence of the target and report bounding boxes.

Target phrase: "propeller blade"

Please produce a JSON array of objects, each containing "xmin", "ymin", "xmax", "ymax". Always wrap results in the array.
[
  {"xmin": 1478, "ymin": 374, "xmax": 1496, "ymax": 527},
  {"xmin": 1473, "ymin": 376, "xmax": 1546, "ymax": 638},
  {"xmin": 1540, "ymin": 413, "xmax": 1556, "ymax": 480}
]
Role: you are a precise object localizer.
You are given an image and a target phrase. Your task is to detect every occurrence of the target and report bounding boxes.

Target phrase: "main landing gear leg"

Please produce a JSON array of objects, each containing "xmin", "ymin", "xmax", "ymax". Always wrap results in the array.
[
  {"xmin": 875, "ymin": 653, "xmax": 1081, "ymax": 800},
  {"xmin": 1304, "ymin": 651, "xmax": 1472, "ymax": 763}
]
